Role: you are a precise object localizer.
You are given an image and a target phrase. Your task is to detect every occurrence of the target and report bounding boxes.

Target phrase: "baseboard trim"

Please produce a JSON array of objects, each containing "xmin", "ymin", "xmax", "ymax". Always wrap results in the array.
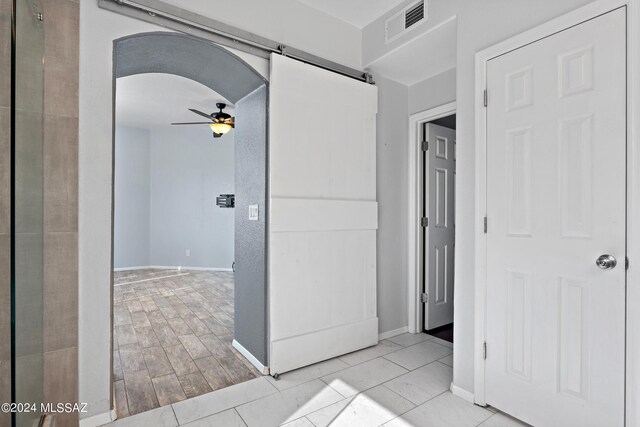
[
  {"xmin": 232, "ymin": 339, "xmax": 269, "ymax": 375},
  {"xmin": 450, "ymin": 382, "xmax": 475, "ymax": 403},
  {"xmin": 378, "ymin": 326, "xmax": 408, "ymax": 340},
  {"xmin": 79, "ymin": 409, "xmax": 115, "ymax": 427},
  {"xmin": 114, "ymin": 265, "xmax": 234, "ymax": 272},
  {"xmin": 113, "ymin": 266, "xmax": 152, "ymax": 272}
]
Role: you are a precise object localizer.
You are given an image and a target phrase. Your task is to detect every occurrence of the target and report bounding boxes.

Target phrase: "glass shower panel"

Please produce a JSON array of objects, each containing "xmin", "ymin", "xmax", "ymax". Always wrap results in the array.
[{"xmin": 12, "ymin": 0, "xmax": 45, "ymax": 425}]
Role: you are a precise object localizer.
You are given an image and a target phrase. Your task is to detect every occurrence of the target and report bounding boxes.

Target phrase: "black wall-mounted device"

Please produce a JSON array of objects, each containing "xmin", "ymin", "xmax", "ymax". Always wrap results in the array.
[{"xmin": 216, "ymin": 194, "xmax": 235, "ymax": 208}]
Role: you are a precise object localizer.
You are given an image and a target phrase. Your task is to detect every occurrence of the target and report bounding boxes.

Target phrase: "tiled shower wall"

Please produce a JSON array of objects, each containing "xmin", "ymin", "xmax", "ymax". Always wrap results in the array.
[
  {"xmin": 41, "ymin": 0, "xmax": 79, "ymax": 426},
  {"xmin": 0, "ymin": 0, "xmax": 12, "ymax": 426},
  {"xmin": 0, "ymin": 1, "xmax": 79, "ymax": 426}
]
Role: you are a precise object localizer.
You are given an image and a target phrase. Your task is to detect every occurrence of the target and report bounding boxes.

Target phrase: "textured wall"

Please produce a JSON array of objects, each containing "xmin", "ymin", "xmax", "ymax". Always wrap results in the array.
[
  {"xmin": 115, "ymin": 33, "xmax": 265, "ymax": 105},
  {"xmin": 234, "ymin": 86, "xmax": 268, "ymax": 365},
  {"xmin": 41, "ymin": 0, "xmax": 79, "ymax": 426}
]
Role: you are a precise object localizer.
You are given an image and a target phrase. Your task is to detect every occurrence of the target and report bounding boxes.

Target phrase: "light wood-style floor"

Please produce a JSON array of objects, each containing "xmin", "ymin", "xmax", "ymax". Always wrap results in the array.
[{"xmin": 112, "ymin": 269, "xmax": 260, "ymax": 418}]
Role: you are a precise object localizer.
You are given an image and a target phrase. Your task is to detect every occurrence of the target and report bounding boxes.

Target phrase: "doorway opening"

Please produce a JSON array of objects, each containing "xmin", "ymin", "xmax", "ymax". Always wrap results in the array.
[
  {"xmin": 110, "ymin": 32, "xmax": 269, "ymax": 420},
  {"xmin": 113, "ymin": 73, "xmax": 259, "ymax": 417},
  {"xmin": 408, "ymin": 102, "xmax": 456, "ymax": 347},
  {"xmin": 420, "ymin": 115, "xmax": 456, "ymax": 344}
]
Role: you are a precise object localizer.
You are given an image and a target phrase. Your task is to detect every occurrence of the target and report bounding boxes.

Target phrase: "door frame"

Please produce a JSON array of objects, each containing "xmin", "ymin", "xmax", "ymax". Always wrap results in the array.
[
  {"xmin": 474, "ymin": 2, "xmax": 640, "ymax": 425},
  {"xmin": 408, "ymin": 102, "xmax": 456, "ymax": 334}
]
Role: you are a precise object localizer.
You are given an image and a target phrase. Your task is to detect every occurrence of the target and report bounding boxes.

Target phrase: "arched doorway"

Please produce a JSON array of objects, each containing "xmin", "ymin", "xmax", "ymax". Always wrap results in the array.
[{"xmin": 111, "ymin": 31, "xmax": 268, "ymax": 417}]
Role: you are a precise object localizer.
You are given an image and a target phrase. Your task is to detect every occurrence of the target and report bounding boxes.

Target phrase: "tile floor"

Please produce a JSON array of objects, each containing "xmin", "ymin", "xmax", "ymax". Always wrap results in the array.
[
  {"xmin": 113, "ymin": 269, "xmax": 260, "ymax": 418},
  {"xmin": 104, "ymin": 332, "xmax": 530, "ymax": 427}
]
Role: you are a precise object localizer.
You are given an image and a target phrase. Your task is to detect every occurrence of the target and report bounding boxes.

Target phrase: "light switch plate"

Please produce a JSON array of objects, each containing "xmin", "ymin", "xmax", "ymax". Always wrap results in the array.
[{"xmin": 249, "ymin": 205, "xmax": 259, "ymax": 221}]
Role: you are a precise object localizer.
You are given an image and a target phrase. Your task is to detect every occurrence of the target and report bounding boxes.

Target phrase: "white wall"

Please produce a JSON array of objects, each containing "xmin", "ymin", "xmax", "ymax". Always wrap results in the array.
[
  {"xmin": 113, "ymin": 126, "xmax": 151, "ymax": 269},
  {"xmin": 375, "ymin": 75, "xmax": 410, "ymax": 335},
  {"xmin": 78, "ymin": 1, "xmax": 360, "ymax": 419},
  {"xmin": 149, "ymin": 127, "xmax": 235, "ymax": 270},
  {"xmin": 370, "ymin": 68, "xmax": 456, "ymax": 338},
  {"xmin": 160, "ymin": 0, "xmax": 361, "ymax": 69},
  {"xmin": 409, "ymin": 67, "xmax": 456, "ymax": 115},
  {"xmin": 364, "ymin": 0, "xmax": 595, "ymax": 396},
  {"xmin": 362, "ymin": 1, "xmax": 460, "ymax": 67}
]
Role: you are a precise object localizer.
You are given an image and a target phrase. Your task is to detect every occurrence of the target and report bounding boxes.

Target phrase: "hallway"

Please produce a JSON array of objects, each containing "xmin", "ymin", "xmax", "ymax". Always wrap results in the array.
[{"xmin": 113, "ymin": 269, "xmax": 259, "ymax": 417}]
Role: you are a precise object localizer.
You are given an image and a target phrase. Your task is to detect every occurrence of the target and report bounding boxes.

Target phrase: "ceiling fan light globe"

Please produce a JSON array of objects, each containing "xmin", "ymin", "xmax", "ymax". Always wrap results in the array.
[{"xmin": 210, "ymin": 122, "xmax": 232, "ymax": 135}]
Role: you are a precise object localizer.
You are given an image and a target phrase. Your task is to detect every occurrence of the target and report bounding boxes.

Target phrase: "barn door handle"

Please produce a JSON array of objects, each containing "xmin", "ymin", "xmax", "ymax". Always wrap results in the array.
[{"xmin": 596, "ymin": 254, "xmax": 617, "ymax": 270}]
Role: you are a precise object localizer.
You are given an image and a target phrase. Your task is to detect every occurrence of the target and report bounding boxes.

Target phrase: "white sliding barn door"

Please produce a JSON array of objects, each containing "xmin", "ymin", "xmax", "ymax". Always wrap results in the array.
[
  {"xmin": 485, "ymin": 9, "xmax": 626, "ymax": 426},
  {"xmin": 268, "ymin": 54, "xmax": 378, "ymax": 374}
]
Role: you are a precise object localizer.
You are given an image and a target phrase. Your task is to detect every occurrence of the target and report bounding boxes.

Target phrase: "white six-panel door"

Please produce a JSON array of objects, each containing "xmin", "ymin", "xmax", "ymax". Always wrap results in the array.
[
  {"xmin": 424, "ymin": 123, "xmax": 455, "ymax": 330},
  {"xmin": 268, "ymin": 54, "xmax": 379, "ymax": 374},
  {"xmin": 485, "ymin": 8, "xmax": 626, "ymax": 426}
]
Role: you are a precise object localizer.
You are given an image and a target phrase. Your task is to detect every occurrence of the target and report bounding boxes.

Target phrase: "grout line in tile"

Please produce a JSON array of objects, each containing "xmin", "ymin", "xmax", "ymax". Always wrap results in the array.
[
  {"xmin": 319, "ymin": 357, "xmax": 409, "ymax": 400},
  {"xmin": 121, "ymin": 376, "xmax": 132, "ymax": 418},
  {"xmin": 435, "ymin": 360, "xmax": 452, "ymax": 369},
  {"xmin": 379, "ymin": 383, "xmax": 417, "ymax": 408},
  {"xmin": 174, "ymin": 377, "xmax": 280, "ymax": 426},
  {"xmin": 306, "ymin": 378, "xmax": 418, "ymax": 426},
  {"xmin": 170, "ymin": 403, "xmax": 180, "ymax": 426},
  {"xmin": 383, "ymin": 389, "xmax": 451, "ymax": 426},
  {"xmin": 234, "ymin": 407, "xmax": 249, "ymax": 427},
  {"xmin": 380, "ymin": 355, "xmax": 412, "ymax": 372}
]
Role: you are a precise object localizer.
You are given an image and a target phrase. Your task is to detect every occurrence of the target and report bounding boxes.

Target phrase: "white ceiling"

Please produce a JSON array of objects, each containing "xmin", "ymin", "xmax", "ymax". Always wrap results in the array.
[
  {"xmin": 116, "ymin": 73, "xmax": 234, "ymax": 130},
  {"xmin": 366, "ymin": 17, "xmax": 456, "ymax": 86},
  {"xmin": 295, "ymin": 0, "xmax": 406, "ymax": 28}
]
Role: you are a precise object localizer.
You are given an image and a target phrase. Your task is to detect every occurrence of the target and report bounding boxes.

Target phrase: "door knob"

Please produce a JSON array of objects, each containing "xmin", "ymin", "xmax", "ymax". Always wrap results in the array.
[{"xmin": 596, "ymin": 254, "xmax": 617, "ymax": 270}]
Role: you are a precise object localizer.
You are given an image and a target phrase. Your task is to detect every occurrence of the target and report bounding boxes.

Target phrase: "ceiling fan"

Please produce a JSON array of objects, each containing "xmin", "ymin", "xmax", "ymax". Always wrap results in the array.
[{"xmin": 171, "ymin": 102, "xmax": 235, "ymax": 138}]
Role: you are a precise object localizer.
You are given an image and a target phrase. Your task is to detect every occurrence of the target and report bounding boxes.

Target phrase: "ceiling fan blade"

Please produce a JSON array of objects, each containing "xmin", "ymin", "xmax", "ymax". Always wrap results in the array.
[
  {"xmin": 189, "ymin": 108, "xmax": 213, "ymax": 119},
  {"xmin": 171, "ymin": 122, "xmax": 212, "ymax": 125}
]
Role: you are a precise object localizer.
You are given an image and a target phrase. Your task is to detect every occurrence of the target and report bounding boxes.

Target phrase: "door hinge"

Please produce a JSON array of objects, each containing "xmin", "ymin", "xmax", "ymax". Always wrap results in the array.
[
  {"xmin": 421, "ymin": 140, "xmax": 429, "ymax": 151},
  {"xmin": 484, "ymin": 216, "xmax": 488, "ymax": 233},
  {"xmin": 483, "ymin": 342, "xmax": 487, "ymax": 360},
  {"xmin": 626, "ymin": 256, "xmax": 629, "ymax": 270},
  {"xmin": 421, "ymin": 217, "xmax": 429, "ymax": 227},
  {"xmin": 483, "ymin": 89, "xmax": 488, "ymax": 107},
  {"xmin": 421, "ymin": 293, "xmax": 429, "ymax": 303}
]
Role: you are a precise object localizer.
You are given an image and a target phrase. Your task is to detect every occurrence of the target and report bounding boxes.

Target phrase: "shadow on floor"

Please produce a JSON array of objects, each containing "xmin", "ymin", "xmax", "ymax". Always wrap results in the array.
[{"xmin": 425, "ymin": 323, "xmax": 453, "ymax": 343}]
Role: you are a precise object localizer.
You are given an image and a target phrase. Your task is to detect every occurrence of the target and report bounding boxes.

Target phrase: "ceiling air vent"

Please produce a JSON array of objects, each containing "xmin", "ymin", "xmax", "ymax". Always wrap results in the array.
[
  {"xmin": 385, "ymin": 0, "xmax": 427, "ymax": 44},
  {"xmin": 405, "ymin": 1, "xmax": 425, "ymax": 28}
]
